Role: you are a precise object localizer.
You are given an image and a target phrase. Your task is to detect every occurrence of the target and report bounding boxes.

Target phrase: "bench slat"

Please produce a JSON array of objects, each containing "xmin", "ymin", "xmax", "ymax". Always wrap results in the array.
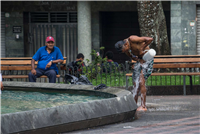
[
  {"xmin": 154, "ymin": 55, "xmax": 200, "ymax": 58},
  {"xmin": 1, "ymin": 65, "xmax": 66, "ymax": 71},
  {"xmin": 2, "ymin": 75, "xmax": 60, "ymax": 79},
  {"xmin": 1, "ymin": 60, "xmax": 66, "ymax": 65},
  {"xmin": 154, "ymin": 58, "xmax": 200, "ymax": 63},
  {"xmin": 1, "ymin": 60, "xmax": 34, "ymax": 65},
  {"xmin": 126, "ymin": 72, "xmax": 200, "ymax": 77},
  {"xmin": 1, "ymin": 66, "xmax": 32, "ymax": 70},
  {"xmin": 153, "ymin": 63, "xmax": 200, "ymax": 68},
  {"xmin": 1, "ymin": 57, "xmax": 67, "ymax": 60}
]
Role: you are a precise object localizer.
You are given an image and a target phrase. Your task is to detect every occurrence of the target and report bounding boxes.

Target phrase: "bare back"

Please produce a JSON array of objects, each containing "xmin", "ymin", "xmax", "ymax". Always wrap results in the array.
[{"xmin": 128, "ymin": 35, "xmax": 153, "ymax": 57}]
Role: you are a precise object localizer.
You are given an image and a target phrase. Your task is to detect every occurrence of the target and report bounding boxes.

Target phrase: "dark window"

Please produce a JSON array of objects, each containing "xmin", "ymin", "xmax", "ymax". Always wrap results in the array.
[
  {"xmin": 30, "ymin": 12, "xmax": 77, "ymax": 23},
  {"xmin": 31, "ymin": 13, "xmax": 48, "ymax": 23}
]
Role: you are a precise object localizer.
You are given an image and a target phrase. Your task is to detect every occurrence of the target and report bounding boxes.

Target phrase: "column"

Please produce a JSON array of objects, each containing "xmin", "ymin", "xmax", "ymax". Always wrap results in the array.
[{"xmin": 78, "ymin": 1, "xmax": 91, "ymax": 63}]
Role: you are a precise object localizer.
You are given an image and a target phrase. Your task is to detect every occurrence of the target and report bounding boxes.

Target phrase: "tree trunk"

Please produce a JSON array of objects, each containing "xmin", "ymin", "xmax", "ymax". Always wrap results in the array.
[{"xmin": 137, "ymin": 1, "xmax": 171, "ymax": 55}]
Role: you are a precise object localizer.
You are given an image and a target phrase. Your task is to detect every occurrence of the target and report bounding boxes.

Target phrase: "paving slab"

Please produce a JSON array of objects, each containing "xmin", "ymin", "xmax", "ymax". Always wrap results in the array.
[{"xmin": 63, "ymin": 95, "xmax": 200, "ymax": 134}]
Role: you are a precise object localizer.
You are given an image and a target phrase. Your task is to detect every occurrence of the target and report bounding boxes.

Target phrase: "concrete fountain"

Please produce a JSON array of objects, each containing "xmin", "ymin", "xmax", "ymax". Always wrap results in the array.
[{"xmin": 1, "ymin": 82, "xmax": 137, "ymax": 134}]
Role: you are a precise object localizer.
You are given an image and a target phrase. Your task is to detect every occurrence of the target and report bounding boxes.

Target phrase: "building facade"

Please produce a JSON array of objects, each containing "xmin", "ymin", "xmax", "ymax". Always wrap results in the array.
[
  {"xmin": 171, "ymin": 1, "xmax": 200, "ymax": 55},
  {"xmin": 1, "ymin": 1, "xmax": 199, "ymax": 64}
]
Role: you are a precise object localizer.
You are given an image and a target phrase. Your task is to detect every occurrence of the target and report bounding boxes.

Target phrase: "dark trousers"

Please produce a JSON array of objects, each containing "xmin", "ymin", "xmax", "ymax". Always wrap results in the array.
[{"xmin": 28, "ymin": 68, "xmax": 57, "ymax": 83}]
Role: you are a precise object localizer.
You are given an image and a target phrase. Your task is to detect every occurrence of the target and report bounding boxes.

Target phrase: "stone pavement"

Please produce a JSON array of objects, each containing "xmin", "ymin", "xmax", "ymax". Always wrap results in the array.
[{"xmin": 63, "ymin": 95, "xmax": 200, "ymax": 134}]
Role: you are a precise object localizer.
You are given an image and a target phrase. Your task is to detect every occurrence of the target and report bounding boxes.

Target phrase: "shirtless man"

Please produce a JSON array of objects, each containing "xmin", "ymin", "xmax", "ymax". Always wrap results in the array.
[{"xmin": 115, "ymin": 35, "xmax": 154, "ymax": 111}]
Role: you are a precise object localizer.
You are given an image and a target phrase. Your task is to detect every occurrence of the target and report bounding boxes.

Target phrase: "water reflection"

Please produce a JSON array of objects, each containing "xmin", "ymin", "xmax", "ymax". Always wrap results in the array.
[{"xmin": 1, "ymin": 90, "xmax": 110, "ymax": 114}]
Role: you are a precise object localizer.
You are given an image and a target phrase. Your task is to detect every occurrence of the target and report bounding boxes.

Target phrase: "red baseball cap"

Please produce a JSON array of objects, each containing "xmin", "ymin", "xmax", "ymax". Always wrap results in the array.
[{"xmin": 46, "ymin": 36, "xmax": 55, "ymax": 43}]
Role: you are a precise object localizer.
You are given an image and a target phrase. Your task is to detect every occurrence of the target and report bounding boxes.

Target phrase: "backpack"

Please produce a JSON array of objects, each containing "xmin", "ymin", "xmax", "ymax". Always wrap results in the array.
[{"xmin": 67, "ymin": 60, "xmax": 84, "ymax": 77}]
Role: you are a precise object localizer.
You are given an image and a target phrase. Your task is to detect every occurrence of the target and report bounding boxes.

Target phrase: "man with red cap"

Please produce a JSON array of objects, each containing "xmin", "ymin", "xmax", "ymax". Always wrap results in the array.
[{"xmin": 28, "ymin": 36, "xmax": 64, "ymax": 83}]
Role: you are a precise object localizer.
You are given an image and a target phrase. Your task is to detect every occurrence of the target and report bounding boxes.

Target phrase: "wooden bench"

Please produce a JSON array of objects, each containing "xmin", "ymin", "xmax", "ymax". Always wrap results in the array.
[
  {"xmin": 125, "ymin": 55, "xmax": 200, "ymax": 95},
  {"xmin": 1, "ymin": 57, "xmax": 67, "ymax": 83}
]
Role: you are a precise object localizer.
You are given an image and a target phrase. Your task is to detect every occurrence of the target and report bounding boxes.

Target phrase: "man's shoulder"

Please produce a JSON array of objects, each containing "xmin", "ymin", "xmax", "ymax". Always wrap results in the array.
[
  {"xmin": 35, "ymin": 46, "xmax": 45, "ymax": 53},
  {"xmin": 38, "ymin": 46, "xmax": 46, "ymax": 50},
  {"xmin": 38, "ymin": 46, "xmax": 46, "ymax": 51},
  {"xmin": 53, "ymin": 46, "xmax": 62, "ymax": 51},
  {"xmin": 54, "ymin": 46, "xmax": 59, "ymax": 49},
  {"xmin": 129, "ymin": 35, "xmax": 140, "ymax": 41}
]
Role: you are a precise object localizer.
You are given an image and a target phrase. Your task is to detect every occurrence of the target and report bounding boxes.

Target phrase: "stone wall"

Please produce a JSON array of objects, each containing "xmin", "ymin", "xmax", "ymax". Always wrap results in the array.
[
  {"xmin": 1, "ymin": 1, "xmax": 77, "ymax": 57},
  {"xmin": 171, "ymin": 1, "xmax": 182, "ymax": 55},
  {"xmin": 5, "ymin": 12, "xmax": 24, "ymax": 57},
  {"xmin": 171, "ymin": 1, "xmax": 200, "ymax": 55}
]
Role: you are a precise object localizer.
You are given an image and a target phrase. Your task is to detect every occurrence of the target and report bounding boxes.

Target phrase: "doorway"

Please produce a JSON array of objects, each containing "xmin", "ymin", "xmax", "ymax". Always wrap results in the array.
[{"xmin": 100, "ymin": 12, "xmax": 140, "ymax": 64}]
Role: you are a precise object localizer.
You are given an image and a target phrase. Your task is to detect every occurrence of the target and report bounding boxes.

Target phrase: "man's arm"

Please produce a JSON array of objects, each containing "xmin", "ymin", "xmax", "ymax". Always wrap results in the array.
[
  {"xmin": 129, "ymin": 36, "xmax": 153, "ymax": 44},
  {"xmin": 31, "ymin": 59, "xmax": 37, "ymax": 75},
  {"xmin": 45, "ymin": 59, "xmax": 64, "ymax": 69},
  {"xmin": 0, "ymin": 73, "xmax": 3, "ymax": 91},
  {"xmin": 124, "ymin": 51, "xmax": 139, "ymax": 61},
  {"xmin": 46, "ymin": 47, "xmax": 64, "ymax": 69},
  {"xmin": 51, "ymin": 59, "xmax": 64, "ymax": 64},
  {"xmin": 31, "ymin": 59, "xmax": 35, "ymax": 69},
  {"xmin": 141, "ymin": 37, "xmax": 153, "ymax": 46}
]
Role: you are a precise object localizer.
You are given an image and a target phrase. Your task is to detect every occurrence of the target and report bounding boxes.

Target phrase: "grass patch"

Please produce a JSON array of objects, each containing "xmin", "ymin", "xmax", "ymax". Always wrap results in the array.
[
  {"xmin": 146, "ymin": 75, "xmax": 200, "ymax": 86},
  {"xmin": 90, "ymin": 73, "xmax": 126, "ymax": 87},
  {"xmin": 90, "ymin": 73, "xmax": 200, "ymax": 87}
]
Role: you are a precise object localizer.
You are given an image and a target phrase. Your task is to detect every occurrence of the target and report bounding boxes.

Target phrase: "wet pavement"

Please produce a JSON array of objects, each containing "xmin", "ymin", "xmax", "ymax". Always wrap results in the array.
[{"xmin": 63, "ymin": 95, "xmax": 200, "ymax": 134}]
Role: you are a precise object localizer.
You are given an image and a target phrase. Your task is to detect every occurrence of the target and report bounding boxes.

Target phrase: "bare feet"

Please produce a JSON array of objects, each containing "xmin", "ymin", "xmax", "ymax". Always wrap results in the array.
[{"xmin": 137, "ymin": 106, "xmax": 147, "ymax": 111}]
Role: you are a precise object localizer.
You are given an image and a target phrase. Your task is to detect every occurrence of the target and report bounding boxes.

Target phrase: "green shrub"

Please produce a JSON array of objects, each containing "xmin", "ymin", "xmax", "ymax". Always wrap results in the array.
[{"xmin": 82, "ymin": 47, "xmax": 107, "ymax": 79}]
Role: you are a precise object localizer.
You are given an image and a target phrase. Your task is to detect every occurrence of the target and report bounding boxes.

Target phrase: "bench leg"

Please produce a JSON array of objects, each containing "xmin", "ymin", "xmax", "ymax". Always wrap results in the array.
[
  {"xmin": 58, "ymin": 63, "xmax": 61, "ymax": 83},
  {"xmin": 189, "ymin": 75, "xmax": 193, "ymax": 95},
  {"xmin": 125, "ymin": 61, "xmax": 129, "ymax": 90},
  {"xmin": 183, "ymin": 76, "xmax": 186, "ymax": 95},
  {"xmin": 126, "ymin": 76, "xmax": 128, "ymax": 90},
  {"xmin": 58, "ymin": 77, "xmax": 60, "ymax": 83}
]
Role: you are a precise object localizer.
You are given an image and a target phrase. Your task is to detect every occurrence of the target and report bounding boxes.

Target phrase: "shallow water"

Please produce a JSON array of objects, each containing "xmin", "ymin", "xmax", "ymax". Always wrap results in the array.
[{"xmin": 1, "ymin": 90, "xmax": 110, "ymax": 114}]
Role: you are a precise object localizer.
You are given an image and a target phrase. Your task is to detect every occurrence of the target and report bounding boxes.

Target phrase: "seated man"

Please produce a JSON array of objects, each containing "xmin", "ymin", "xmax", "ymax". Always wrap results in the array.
[
  {"xmin": 0, "ymin": 72, "xmax": 3, "ymax": 90},
  {"xmin": 28, "ymin": 36, "xmax": 64, "ymax": 83},
  {"xmin": 102, "ymin": 51, "xmax": 119, "ymax": 73},
  {"xmin": 67, "ymin": 53, "xmax": 85, "ymax": 77}
]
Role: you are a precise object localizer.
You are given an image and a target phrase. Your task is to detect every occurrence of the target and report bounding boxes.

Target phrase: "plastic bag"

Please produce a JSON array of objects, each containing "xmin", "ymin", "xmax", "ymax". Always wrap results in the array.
[
  {"xmin": 93, "ymin": 84, "xmax": 107, "ymax": 90},
  {"xmin": 65, "ymin": 74, "xmax": 92, "ymax": 85}
]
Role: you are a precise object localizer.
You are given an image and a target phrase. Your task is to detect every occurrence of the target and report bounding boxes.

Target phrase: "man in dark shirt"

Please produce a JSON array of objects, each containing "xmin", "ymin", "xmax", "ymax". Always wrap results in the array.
[
  {"xmin": 67, "ymin": 53, "xmax": 85, "ymax": 77},
  {"xmin": 102, "ymin": 51, "xmax": 119, "ymax": 73}
]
